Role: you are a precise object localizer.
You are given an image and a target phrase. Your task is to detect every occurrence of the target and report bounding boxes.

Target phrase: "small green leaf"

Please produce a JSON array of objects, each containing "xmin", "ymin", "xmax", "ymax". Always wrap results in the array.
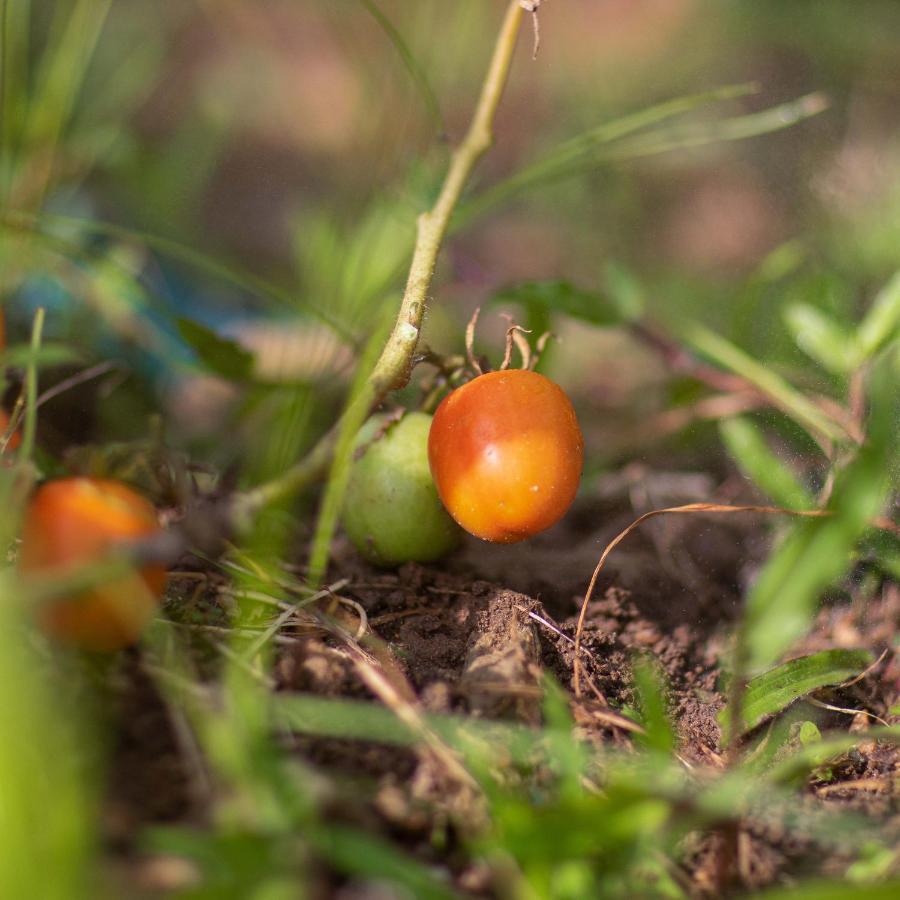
[
  {"xmin": 177, "ymin": 317, "xmax": 255, "ymax": 382},
  {"xmin": 856, "ymin": 269, "xmax": 900, "ymax": 361},
  {"xmin": 784, "ymin": 303, "xmax": 855, "ymax": 374},
  {"xmin": 797, "ymin": 720, "xmax": 822, "ymax": 747},
  {"xmin": 494, "ymin": 280, "xmax": 625, "ymax": 327},
  {"xmin": 719, "ymin": 417, "xmax": 814, "ymax": 509},
  {"xmin": 720, "ymin": 649, "xmax": 873, "ymax": 734}
]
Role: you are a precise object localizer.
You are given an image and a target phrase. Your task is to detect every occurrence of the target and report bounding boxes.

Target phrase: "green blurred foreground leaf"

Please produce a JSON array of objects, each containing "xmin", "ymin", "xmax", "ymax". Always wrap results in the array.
[{"xmin": 720, "ymin": 648, "xmax": 873, "ymax": 734}]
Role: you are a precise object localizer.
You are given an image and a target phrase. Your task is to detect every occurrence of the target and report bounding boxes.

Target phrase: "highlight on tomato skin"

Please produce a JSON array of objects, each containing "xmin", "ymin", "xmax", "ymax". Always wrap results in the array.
[
  {"xmin": 18, "ymin": 477, "xmax": 167, "ymax": 651},
  {"xmin": 428, "ymin": 369, "xmax": 584, "ymax": 543}
]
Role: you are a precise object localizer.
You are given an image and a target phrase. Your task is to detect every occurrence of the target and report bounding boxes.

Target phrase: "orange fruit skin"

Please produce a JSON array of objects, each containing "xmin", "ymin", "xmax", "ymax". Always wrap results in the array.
[
  {"xmin": 19, "ymin": 478, "xmax": 167, "ymax": 651},
  {"xmin": 428, "ymin": 370, "xmax": 584, "ymax": 543}
]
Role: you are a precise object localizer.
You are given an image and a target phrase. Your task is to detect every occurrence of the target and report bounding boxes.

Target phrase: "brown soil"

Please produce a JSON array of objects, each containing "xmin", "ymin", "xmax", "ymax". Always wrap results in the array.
[{"xmin": 103, "ymin": 477, "xmax": 900, "ymax": 897}]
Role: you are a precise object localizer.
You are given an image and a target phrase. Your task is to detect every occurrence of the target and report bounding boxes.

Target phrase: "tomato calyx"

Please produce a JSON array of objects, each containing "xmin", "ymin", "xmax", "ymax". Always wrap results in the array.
[{"xmin": 415, "ymin": 307, "xmax": 555, "ymax": 415}]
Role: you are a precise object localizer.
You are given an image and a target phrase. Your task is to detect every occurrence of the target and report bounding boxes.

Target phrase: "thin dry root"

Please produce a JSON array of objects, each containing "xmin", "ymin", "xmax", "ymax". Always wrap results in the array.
[
  {"xmin": 571, "ymin": 502, "xmax": 843, "ymax": 698},
  {"xmin": 465, "ymin": 306, "xmax": 484, "ymax": 375}
]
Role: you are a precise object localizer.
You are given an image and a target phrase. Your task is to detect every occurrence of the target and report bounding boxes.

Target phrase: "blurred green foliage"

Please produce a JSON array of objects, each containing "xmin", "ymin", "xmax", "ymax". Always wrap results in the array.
[{"xmin": 1, "ymin": 1, "xmax": 898, "ymax": 897}]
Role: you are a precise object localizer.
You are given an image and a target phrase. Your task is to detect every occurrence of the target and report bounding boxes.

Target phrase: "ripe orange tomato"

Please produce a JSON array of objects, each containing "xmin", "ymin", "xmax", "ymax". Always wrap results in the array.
[
  {"xmin": 428, "ymin": 369, "xmax": 583, "ymax": 543},
  {"xmin": 19, "ymin": 478, "xmax": 167, "ymax": 651}
]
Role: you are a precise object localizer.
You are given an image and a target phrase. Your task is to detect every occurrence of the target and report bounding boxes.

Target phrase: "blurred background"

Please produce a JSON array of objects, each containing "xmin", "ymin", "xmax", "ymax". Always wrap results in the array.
[{"xmin": 2, "ymin": 0, "xmax": 899, "ymax": 477}]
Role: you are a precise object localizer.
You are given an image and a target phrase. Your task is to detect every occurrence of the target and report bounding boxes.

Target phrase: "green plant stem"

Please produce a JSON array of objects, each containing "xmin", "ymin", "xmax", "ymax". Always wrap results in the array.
[
  {"xmin": 235, "ymin": 0, "xmax": 524, "ymax": 519},
  {"xmin": 18, "ymin": 305, "xmax": 44, "ymax": 462}
]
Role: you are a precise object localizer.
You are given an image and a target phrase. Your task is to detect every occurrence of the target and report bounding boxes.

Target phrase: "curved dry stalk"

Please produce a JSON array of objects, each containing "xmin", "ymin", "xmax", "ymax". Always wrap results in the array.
[
  {"xmin": 572, "ymin": 505, "xmax": 900, "ymax": 698},
  {"xmin": 571, "ymin": 502, "xmax": 835, "ymax": 697}
]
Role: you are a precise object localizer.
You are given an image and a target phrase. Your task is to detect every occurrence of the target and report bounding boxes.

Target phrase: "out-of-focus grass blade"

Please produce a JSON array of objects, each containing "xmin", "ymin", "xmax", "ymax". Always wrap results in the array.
[
  {"xmin": 607, "ymin": 92, "xmax": 828, "ymax": 161},
  {"xmin": 460, "ymin": 89, "xmax": 824, "ymax": 223},
  {"xmin": 311, "ymin": 826, "xmax": 459, "ymax": 900},
  {"xmin": 719, "ymin": 417, "xmax": 814, "ymax": 509},
  {"xmin": 632, "ymin": 658, "xmax": 675, "ymax": 755},
  {"xmin": 19, "ymin": 0, "xmax": 112, "ymax": 207},
  {"xmin": 358, "ymin": 0, "xmax": 444, "ymax": 134},
  {"xmin": 0, "ymin": 0, "xmax": 32, "ymax": 196},
  {"xmin": 749, "ymin": 880, "xmax": 900, "ymax": 899},
  {"xmin": 273, "ymin": 693, "xmax": 541, "ymax": 764},
  {"xmin": 0, "ymin": 341, "xmax": 84, "ymax": 368},
  {"xmin": 0, "ymin": 573, "xmax": 97, "ymax": 900},
  {"xmin": 680, "ymin": 322, "xmax": 847, "ymax": 445},
  {"xmin": 785, "ymin": 303, "xmax": 856, "ymax": 374},
  {"xmin": 742, "ymin": 352, "xmax": 896, "ymax": 671},
  {"xmin": 719, "ymin": 648, "xmax": 873, "ymax": 735},
  {"xmin": 308, "ymin": 312, "xmax": 392, "ymax": 586},
  {"xmin": 856, "ymin": 269, "xmax": 900, "ymax": 361}
]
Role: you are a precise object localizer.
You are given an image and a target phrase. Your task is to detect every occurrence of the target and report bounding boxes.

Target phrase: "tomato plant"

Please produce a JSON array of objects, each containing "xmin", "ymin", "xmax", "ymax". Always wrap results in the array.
[
  {"xmin": 19, "ymin": 477, "xmax": 167, "ymax": 651},
  {"xmin": 428, "ymin": 369, "xmax": 583, "ymax": 543},
  {"xmin": 343, "ymin": 412, "xmax": 462, "ymax": 566}
]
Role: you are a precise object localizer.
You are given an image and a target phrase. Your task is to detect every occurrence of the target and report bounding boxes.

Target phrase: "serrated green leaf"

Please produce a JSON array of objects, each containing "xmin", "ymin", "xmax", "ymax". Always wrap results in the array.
[
  {"xmin": 493, "ymin": 280, "xmax": 625, "ymax": 327},
  {"xmin": 720, "ymin": 649, "xmax": 873, "ymax": 734},
  {"xmin": 784, "ymin": 303, "xmax": 855, "ymax": 374},
  {"xmin": 177, "ymin": 318, "xmax": 255, "ymax": 382}
]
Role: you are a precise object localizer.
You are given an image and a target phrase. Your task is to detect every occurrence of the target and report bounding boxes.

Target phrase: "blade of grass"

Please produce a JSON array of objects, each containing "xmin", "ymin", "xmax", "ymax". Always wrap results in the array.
[
  {"xmin": 785, "ymin": 303, "xmax": 856, "ymax": 375},
  {"xmin": 680, "ymin": 322, "xmax": 848, "ymax": 445},
  {"xmin": 273, "ymin": 692, "xmax": 541, "ymax": 764},
  {"xmin": 358, "ymin": 0, "xmax": 444, "ymax": 134},
  {"xmin": 742, "ymin": 352, "xmax": 897, "ymax": 673},
  {"xmin": 16, "ymin": 306, "xmax": 44, "ymax": 463},
  {"xmin": 310, "ymin": 826, "xmax": 459, "ymax": 900},
  {"xmin": 856, "ymin": 269, "xmax": 900, "ymax": 361},
  {"xmin": 719, "ymin": 417, "xmax": 814, "ymax": 509},
  {"xmin": 307, "ymin": 311, "xmax": 391, "ymax": 587},
  {"xmin": 18, "ymin": 0, "xmax": 113, "ymax": 211},
  {"xmin": 460, "ymin": 90, "xmax": 825, "ymax": 224},
  {"xmin": 718, "ymin": 648, "xmax": 874, "ymax": 735}
]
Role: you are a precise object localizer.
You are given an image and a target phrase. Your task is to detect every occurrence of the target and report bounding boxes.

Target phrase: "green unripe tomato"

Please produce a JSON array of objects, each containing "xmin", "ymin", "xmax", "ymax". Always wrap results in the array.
[{"xmin": 343, "ymin": 412, "xmax": 461, "ymax": 566}]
